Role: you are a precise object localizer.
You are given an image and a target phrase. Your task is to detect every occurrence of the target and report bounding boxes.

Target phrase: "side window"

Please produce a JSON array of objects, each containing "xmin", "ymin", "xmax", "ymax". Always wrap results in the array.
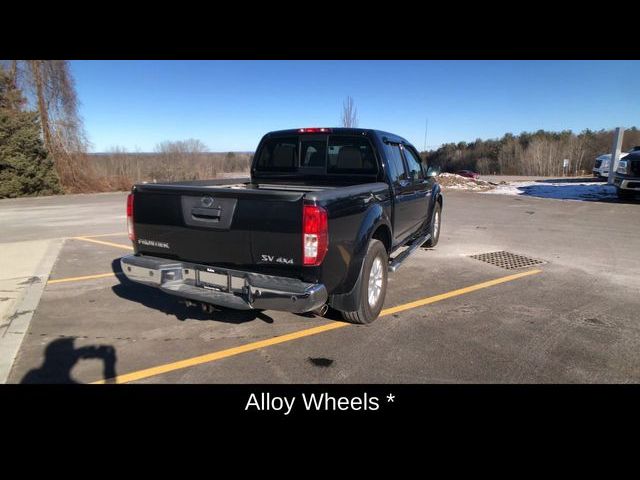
[
  {"xmin": 383, "ymin": 143, "xmax": 407, "ymax": 184},
  {"xmin": 402, "ymin": 145, "xmax": 424, "ymax": 181}
]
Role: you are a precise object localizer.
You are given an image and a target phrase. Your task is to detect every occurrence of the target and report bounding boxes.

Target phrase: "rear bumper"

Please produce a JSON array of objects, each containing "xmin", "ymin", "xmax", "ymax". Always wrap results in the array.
[{"xmin": 120, "ymin": 254, "xmax": 328, "ymax": 313}]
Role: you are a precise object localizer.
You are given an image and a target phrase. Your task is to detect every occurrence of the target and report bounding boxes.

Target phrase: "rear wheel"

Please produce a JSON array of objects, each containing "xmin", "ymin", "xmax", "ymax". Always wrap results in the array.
[
  {"xmin": 341, "ymin": 239, "xmax": 388, "ymax": 324},
  {"xmin": 425, "ymin": 201, "xmax": 442, "ymax": 248}
]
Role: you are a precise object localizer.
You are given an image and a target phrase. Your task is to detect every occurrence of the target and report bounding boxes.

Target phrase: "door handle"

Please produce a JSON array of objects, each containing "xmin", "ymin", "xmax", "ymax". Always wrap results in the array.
[{"xmin": 191, "ymin": 207, "xmax": 221, "ymax": 221}]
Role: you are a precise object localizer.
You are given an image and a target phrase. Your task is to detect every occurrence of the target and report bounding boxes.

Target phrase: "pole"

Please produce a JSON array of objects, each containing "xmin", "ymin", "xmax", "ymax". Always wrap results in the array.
[{"xmin": 608, "ymin": 127, "xmax": 625, "ymax": 185}]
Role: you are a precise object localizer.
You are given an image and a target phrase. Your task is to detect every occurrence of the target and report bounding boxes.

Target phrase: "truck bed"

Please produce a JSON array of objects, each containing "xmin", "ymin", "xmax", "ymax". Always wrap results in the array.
[{"xmin": 132, "ymin": 178, "xmax": 386, "ymax": 276}]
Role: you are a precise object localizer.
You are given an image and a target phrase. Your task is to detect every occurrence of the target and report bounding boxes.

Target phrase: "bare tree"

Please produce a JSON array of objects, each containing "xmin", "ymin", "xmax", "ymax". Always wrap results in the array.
[
  {"xmin": 341, "ymin": 96, "xmax": 358, "ymax": 128},
  {"xmin": 26, "ymin": 61, "xmax": 88, "ymax": 152},
  {"xmin": 28, "ymin": 61, "xmax": 54, "ymax": 153},
  {"xmin": 154, "ymin": 139, "xmax": 210, "ymax": 181},
  {"xmin": 8, "ymin": 60, "xmax": 17, "ymax": 87},
  {"xmin": 92, "ymin": 142, "xmax": 252, "ymax": 185},
  {"xmin": 15, "ymin": 60, "xmax": 101, "ymax": 191}
]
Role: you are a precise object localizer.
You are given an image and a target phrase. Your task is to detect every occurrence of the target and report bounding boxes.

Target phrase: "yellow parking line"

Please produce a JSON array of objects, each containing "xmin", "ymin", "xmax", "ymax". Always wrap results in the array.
[
  {"xmin": 380, "ymin": 268, "xmax": 542, "ymax": 316},
  {"xmin": 93, "ymin": 323, "xmax": 347, "ymax": 385},
  {"xmin": 81, "ymin": 232, "xmax": 128, "ymax": 238},
  {"xmin": 48, "ymin": 272, "xmax": 120, "ymax": 284},
  {"xmin": 92, "ymin": 268, "xmax": 543, "ymax": 384},
  {"xmin": 73, "ymin": 236, "xmax": 133, "ymax": 251}
]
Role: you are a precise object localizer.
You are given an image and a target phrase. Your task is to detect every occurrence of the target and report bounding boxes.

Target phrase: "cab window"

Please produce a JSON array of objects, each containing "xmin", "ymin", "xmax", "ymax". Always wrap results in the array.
[
  {"xmin": 383, "ymin": 143, "xmax": 407, "ymax": 184},
  {"xmin": 402, "ymin": 145, "xmax": 424, "ymax": 181}
]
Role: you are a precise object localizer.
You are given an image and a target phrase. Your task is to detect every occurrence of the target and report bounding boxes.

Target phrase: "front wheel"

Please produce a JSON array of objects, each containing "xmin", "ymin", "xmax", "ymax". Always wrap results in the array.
[
  {"xmin": 425, "ymin": 201, "xmax": 442, "ymax": 248},
  {"xmin": 617, "ymin": 188, "xmax": 635, "ymax": 200},
  {"xmin": 341, "ymin": 239, "xmax": 388, "ymax": 324}
]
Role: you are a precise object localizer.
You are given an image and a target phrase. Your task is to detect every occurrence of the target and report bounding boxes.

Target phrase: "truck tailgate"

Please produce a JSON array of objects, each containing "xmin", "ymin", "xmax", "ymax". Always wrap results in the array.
[{"xmin": 132, "ymin": 184, "xmax": 305, "ymax": 268}]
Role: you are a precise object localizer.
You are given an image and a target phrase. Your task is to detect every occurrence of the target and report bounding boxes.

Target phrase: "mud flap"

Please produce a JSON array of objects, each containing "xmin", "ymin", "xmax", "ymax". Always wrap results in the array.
[{"xmin": 328, "ymin": 257, "xmax": 366, "ymax": 312}]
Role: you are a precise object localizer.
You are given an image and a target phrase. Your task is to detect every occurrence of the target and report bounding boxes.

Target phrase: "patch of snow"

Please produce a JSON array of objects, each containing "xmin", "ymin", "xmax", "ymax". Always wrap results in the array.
[
  {"xmin": 437, "ymin": 172, "xmax": 494, "ymax": 191},
  {"xmin": 444, "ymin": 184, "xmax": 492, "ymax": 190},
  {"xmin": 484, "ymin": 181, "xmax": 617, "ymax": 201}
]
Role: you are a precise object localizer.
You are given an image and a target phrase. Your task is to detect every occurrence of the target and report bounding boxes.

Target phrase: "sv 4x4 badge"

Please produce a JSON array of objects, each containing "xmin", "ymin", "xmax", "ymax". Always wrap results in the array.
[{"xmin": 261, "ymin": 254, "xmax": 293, "ymax": 265}]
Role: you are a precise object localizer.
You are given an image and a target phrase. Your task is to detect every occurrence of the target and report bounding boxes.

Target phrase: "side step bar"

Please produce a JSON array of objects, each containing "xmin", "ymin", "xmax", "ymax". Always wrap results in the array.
[{"xmin": 388, "ymin": 233, "xmax": 431, "ymax": 273}]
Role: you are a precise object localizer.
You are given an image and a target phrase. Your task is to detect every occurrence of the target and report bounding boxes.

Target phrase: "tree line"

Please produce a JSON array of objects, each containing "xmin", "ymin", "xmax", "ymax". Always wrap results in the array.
[
  {"xmin": 2, "ymin": 68, "xmax": 637, "ymax": 198},
  {"xmin": 423, "ymin": 128, "xmax": 640, "ymax": 176},
  {"xmin": 92, "ymin": 144, "xmax": 252, "ymax": 190}
]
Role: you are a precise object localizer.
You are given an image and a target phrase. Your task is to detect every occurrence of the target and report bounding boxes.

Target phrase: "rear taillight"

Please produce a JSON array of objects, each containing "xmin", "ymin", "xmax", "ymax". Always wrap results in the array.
[
  {"xmin": 127, "ymin": 193, "xmax": 135, "ymax": 241},
  {"xmin": 303, "ymin": 204, "xmax": 328, "ymax": 266}
]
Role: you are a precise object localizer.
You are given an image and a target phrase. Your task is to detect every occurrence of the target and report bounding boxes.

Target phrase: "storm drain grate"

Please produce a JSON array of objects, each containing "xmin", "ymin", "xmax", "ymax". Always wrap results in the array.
[{"xmin": 469, "ymin": 251, "xmax": 545, "ymax": 270}]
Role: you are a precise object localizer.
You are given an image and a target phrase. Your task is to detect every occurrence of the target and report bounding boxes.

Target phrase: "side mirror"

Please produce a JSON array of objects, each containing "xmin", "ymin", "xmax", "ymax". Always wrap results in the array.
[{"xmin": 426, "ymin": 166, "xmax": 439, "ymax": 177}]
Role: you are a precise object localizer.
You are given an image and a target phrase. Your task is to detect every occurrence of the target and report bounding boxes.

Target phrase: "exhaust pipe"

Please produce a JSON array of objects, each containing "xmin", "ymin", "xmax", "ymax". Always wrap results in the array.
[
  {"xmin": 180, "ymin": 300, "xmax": 216, "ymax": 314},
  {"xmin": 312, "ymin": 304, "xmax": 329, "ymax": 317},
  {"xmin": 200, "ymin": 302, "xmax": 216, "ymax": 314}
]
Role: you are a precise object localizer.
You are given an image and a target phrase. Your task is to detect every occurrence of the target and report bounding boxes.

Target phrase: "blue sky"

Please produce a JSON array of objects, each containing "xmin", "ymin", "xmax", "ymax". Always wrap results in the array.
[{"xmin": 71, "ymin": 60, "xmax": 640, "ymax": 152}]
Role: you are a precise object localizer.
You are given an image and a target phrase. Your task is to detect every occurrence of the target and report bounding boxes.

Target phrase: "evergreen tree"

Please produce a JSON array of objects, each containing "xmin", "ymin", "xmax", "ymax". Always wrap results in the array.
[{"xmin": 0, "ymin": 67, "xmax": 61, "ymax": 198}]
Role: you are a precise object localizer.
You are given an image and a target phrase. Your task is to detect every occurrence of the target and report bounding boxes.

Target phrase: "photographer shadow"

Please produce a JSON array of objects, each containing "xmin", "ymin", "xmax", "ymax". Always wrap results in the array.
[
  {"xmin": 110, "ymin": 259, "xmax": 274, "ymax": 324},
  {"xmin": 21, "ymin": 337, "xmax": 117, "ymax": 384}
]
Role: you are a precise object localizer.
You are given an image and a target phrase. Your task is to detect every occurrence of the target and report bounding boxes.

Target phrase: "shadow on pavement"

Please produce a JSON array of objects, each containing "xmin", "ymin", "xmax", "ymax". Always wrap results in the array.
[
  {"xmin": 516, "ymin": 182, "xmax": 638, "ymax": 203},
  {"xmin": 534, "ymin": 177, "xmax": 603, "ymax": 184},
  {"xmin": 295, "ymin": 307, "xmax": 344, "ymax": 322},
  {"xmin": 110, "ymin": 259, "xmax": 274, "ymax": 324},
  {"xmin": 21, "ymin": 338, "xmax": 117, "ymax": 384}
]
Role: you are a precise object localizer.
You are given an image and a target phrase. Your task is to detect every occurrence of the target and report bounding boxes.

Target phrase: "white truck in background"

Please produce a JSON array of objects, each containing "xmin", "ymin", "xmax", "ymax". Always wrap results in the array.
[
  {"xmin": 593, "ymin": 146, "xmax": 640, "ymax": 179},
  {"xmin": 593, "ymin": 152, "xmax": 629, "ymax": 178}
]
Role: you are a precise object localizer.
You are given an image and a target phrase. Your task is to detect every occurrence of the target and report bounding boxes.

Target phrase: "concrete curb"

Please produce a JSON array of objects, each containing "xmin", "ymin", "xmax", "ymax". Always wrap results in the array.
[{"xmin": 0, "ymin": 238, "xmax": 64, "ymax": 383}]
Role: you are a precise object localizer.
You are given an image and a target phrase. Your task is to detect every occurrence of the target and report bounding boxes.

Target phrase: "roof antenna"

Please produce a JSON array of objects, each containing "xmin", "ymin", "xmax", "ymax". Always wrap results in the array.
[{"xmin": 423, "ymin": 118, "xmax": 428, "ymax": 152}]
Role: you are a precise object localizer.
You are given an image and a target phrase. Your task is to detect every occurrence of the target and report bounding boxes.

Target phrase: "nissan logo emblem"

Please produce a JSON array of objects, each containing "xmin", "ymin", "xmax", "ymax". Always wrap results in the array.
[{"xmin": 201, "ymin": 196, "xmax": 214, "ymax": 208}]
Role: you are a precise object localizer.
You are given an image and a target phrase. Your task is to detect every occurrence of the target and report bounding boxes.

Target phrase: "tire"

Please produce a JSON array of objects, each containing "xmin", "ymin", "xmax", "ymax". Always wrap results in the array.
[
  {"xmin": 425, "ymin": 201, "xmax": 442, "ymax": 248},
  {"xmin": 617, "ymin": 188, "xmax": 635, "ymax": 200},
  {"xmin": 341, "ymin": 239, "xmax": 388, "ymax": 324}
]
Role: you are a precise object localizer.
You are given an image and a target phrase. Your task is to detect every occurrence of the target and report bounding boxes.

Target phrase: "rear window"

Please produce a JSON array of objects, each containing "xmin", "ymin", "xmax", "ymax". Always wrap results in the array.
[
  {"xmin": 255, "ymin": 135, "xmax": 378, "ymax": 174},
  {"xmin": 327, "ymin": 136, "xmax": 377, "ymax": 174},
  {"xmin": 255, "ymin": 136, "xmax": 299, "ymax": 172},
  {"xmin": 301, "ymin": 138, "xmax": 326, "ymax": 168}
]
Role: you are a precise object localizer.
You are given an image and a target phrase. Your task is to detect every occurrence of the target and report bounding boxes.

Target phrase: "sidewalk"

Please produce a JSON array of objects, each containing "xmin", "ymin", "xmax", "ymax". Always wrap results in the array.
[{"xmin": 0, "ymin": 239, "xmax": 63, "ymax": 383}]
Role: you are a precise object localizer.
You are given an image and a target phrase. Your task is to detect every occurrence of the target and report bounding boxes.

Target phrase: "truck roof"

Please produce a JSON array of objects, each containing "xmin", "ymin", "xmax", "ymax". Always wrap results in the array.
[
  {"xmin": 597, "ymin": 152, "xmax": 629, "ymax": 161},
  {"xmin": 265, "ymin": 128, "xmax": 411, "ymax": 146}
]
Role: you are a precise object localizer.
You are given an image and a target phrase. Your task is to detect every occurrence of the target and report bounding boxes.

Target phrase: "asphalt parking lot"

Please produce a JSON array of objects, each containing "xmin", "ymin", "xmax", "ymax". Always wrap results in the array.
[{"xmin": 3, "ymin": 186, "xmax": 640, "ymax": 383}]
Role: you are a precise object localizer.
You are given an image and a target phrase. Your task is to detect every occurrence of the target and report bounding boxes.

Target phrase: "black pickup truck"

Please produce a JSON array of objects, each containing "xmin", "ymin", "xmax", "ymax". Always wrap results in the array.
[
  {"xmin": 121, "ymin": 128, "xmax": 442, "ymax": 324},
  {"xmin": 612, "ymin": 150, "xmax": 640, "ymax": 199}
]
